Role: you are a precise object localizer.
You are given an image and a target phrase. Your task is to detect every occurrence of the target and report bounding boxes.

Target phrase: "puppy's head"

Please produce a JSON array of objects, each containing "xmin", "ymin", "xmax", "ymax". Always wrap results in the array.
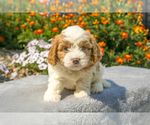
[{"xmin": 47, "ymin": 25, "xmax": 102, "ymax": 71}]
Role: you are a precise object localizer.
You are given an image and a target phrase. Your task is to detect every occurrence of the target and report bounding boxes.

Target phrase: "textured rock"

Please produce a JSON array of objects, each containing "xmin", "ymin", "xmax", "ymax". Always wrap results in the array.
[{"xmin": 0, "ymin": 66, "xmax": 150, "ymax": 112}]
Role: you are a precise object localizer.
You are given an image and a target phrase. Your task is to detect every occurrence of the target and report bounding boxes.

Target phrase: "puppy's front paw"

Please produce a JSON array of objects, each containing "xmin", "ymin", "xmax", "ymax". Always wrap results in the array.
[
  {"xmin": 74, "ymin": 90, "xmax": 90, "ymax": 98},
  {"xmin": 91, "ymin": 82, "xmax": 103, "ymax": 93},
  {"xmin": 44, "ymin": 93, "xmax": 61, "ymax": 102},
  {"xmin": 102, "ymin": 79, "xmax": 111, "ymax": 88}
]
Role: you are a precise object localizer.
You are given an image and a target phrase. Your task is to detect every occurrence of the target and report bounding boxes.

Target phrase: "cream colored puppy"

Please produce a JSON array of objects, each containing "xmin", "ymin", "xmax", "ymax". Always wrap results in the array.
[{"xmin": 44, "ymin": 25, "xmax": 111, "ymax": 102}]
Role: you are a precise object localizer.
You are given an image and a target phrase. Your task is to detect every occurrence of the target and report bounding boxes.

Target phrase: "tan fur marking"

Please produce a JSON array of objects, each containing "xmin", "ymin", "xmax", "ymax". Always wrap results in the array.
[
  {"xmin": 47, "ymin": 34, "xmax": 65, "ymax": 66},
  {"xmin": 57, "ymin": 40, "xmax": 72, "ymax": 65},
  {"xmin": 81, "ymin": 32, "xmax": 102, "ymax": 71},
  {"xmin": 86, "ymin": 31, "xmax": 102, "ymax": 63}
]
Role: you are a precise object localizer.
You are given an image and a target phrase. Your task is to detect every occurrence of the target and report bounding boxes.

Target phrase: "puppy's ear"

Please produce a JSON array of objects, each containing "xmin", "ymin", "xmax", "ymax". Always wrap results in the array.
[
  {"xmin": 86, "ymin": 32, "xmax": 102, "ymax": 63},
  {"xmin": 47, "ymin": 36, "xmax": 59, "ymax": 66}
]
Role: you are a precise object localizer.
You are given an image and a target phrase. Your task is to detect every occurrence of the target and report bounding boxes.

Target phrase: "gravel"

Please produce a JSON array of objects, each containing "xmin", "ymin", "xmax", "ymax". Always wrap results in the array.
[{"xmin": 0, "ymin": 48, "xmax": 41, "ymax": 83}]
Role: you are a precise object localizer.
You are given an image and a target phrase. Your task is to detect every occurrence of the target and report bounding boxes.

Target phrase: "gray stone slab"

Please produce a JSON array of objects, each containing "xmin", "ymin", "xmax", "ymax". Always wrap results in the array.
[{"xmin": 0, "ymin": 66, "xmax": 150, "ymax": 112}]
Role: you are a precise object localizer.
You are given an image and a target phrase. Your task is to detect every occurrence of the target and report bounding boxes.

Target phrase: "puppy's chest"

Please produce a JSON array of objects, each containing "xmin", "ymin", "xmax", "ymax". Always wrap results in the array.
[{"xmin": 61, "ymin": 71, "xmax": 82, "ymax": 82}]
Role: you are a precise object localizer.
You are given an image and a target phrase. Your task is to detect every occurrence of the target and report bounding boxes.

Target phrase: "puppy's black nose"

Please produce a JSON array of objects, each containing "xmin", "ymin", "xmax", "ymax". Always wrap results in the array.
[{"xmin": 72, "ymin": 58, "xmax": 80, "ymax": 64}]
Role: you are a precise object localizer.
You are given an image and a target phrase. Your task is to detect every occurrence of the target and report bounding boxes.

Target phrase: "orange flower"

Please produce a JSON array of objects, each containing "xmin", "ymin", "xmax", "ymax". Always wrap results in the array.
[
  {"xmin": 68, "ymin": 14, "xmax": 75, "ymax": 18},
  {"xmin": 98, "ymin": 41, "xmax": 106, "ymax": 47},
  {"xmin": 115, "ymin": 20, "xmax": 124, "ymax": 25},
  {"xmin": 9, "ymin": 13, "xmax": 12, "ymax": 16},
  {"xmin": 142, "ymin": 46, "xmax": 148, "ymax": 51},
  {"xmin": 91, "ymin": 0, "xmax": 99, "ymax": 5},
  {"xmin": 101, "ymin": 6, "xmax": 106, "ymax": 10},
  {"xmin": 78, "ymin": 17, "xmax": 83, "ymax": 22},
  {"xmin": 91, "ymin": 12, "xmax": 99, "ymax": 17},
  {"xmin": 115, "ymin": 9, "xmax": 123, "ymax": 13},
  {"xmin": 127, "ymin": 13, "xmax": 132, "ymax": 16},
  {"xmin": 86, "ymin": 29, "xmax": 92, "ymax": 33},
  {"xmin": 26, "ymin": 7, "xmax": 31, "ymax": 11},
  {"xmin": 14, "ymin": 27, "xmax": 19, "ymax": 30},
  {"xmin": 134, "ymin": 26, "xmax": 143, "ymax": 34},
  {"xmin": 6, "ymin": 23, "xmax": 10, "ymax": 26},
  {"xmin": 67, "ymin": 9, "xmax": 74, "ymax": 13},
  {"xmin": 70, "ymin": 1, "xmax": 76, "ymax": 5},
  {"xmin": 144, "ymin": 37, "xmax": 147, "ymax": 41},
  {"xmin": 52, "ymin": 0, "xmax": 61, "ymax": 5},
  {"xmin": 56, "ymin": 17, "xmax": 62, "ymax": 21},
  {"xmin": 136, "ymin": 42, "xmax": 142, "ymax": 47},
  {"xmin": 66, "ymin": 20, "xmax": 74, "ymax": 24},
  {"xmin": 137, "ymin": 1, "xmax": 143, "ymax": 6},
  {"xmin": 26, "ymin": 18, "xmax": 31, "ymax": 22},
  {"xmin": 20, "ymin": 24, "xmax": 26, "ymax": 28},
  {"xmin": 9, "ymin": 1, "xmax": 12, "ymax": 4},
  {"xmin": 43, "ymin": 26, "xmax": 47, "ymax": 29},
  {"xmin": 51, "ymin": 18, "xmax": 57, "ymax": 23},
  {"xmin": 39, "ymin": 12, "xmax": 49, "ymax": 16},
  {"xmin": 58, "ymin": 6, "xmax": 63, "ymax": 10},
  {"xmin": 110, "ymin": 50, "xmax": 114, "ymax": 53},
  {"xmin": 78, "ymin": 5, "xmax": 83, "ymax": 11},
  {"xmin": 124, "ymin": 54, "xmax": 132, "ymax": 61},
  {"xmin": 52, "ymin": 13, "xmax": 61, "ymax": 17},
  {"xmin": 53, "ymin": 35, "xmax": 57, "ymax": 39},
  {"xmin": 29, "ymin": 11, "xmax": 36, "ymax": 16},
  {"xmin": 52, "ymin": 27, "xmax": 59, "ymax": 32},
  {"xmin": 104, "ymin": 30, "xmax": 108, "ymax": 33},
  {"xmin": 81, "ymin": 0, "xmax": 87, "ymax": 3},
  {"xmin": 64, "ymin": 3, "xmax": 69, "ymax": 8},
  {"xmin": 136, "ymin": 60, "xmax": 142, "ymax": 65},
  {"xmin": 51, "ymin": 7, "xmax": 56, "ymax": 12},
  {"xmin": 39, "ymin": 0, "xmax": 49, "ymax": 4},
  {"xmin": 102, "ymin": 20, "xmax": 110, "ymax": 25},
  {"xmin": 100, "ymin": 48, "xmax": 105, "ymax": 55},
  {"xmin": 121, "ymin": 32, "xmax": 128, "ymax": 39},
  {"xmin": 64, "ymin": 15, "xmax": 69, "ymax": 19},
  {"xmin": 80, "ymin": 22, "xmax": 87, "ymax": 27},
  {"xmin": 16, "ymin": 17, "xmax": 19, "ymax": 22},
  {"xmin": 29, "ymin": 0, "xmax": 36, "ymax": 4},
  {"xmin": 68, "ymin": 1, "xmax": 75, "ymax": 6},
  {"xmin": 93, "ymin": 21, "xmax": 100, "ymax": 25},
  {"xmin": 34, "ymin": 29, "xmax": 44, "ymax": 35},
  {"xmin": 29, "ymin": 21, "xmax": 35, "ymax": 26},
  {"xmin": 102, "ymin": 9, "xmax": 109, "ymax": 13},
  {"xmin": 81, "ymin": 12, "xmax": 87, "ymax": 15},
  {"xmin": 116, "ymin": 57, "xmax": 124, "ymax": 65},
  {"xmin": 63, "ymin": 24, "xmax": 69, "ymax": 28},
  {"xmin": 0, "ymin": 36, "xmax": 5, "ymax": 42},
  {"xmin": 101, "ymin": 17, "xmax": 106, "ymax": 20},
  {"xmin": 43, "ymin": 16, "xmax": 47, "ymax": 20},
  {"xmin": 94, "ymin": 35, "xmax": 99, "ymax": 39},
  {"xmin": 145, "ymin": 53, "xmax": 150, "ymax": 59}
]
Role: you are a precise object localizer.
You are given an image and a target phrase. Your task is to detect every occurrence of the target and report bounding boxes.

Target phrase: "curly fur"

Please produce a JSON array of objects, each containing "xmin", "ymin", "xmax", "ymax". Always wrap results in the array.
[{"xmin": 44, "ymin": 25, "xmax": 111, "ymax": 102}]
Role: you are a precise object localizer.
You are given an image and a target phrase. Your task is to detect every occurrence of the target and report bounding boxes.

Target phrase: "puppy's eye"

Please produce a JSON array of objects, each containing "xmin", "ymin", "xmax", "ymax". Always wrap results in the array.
[
  {"xmin": 81, "ymin": 46, "xmax": 86, "ymax": 50},
  {"xmin": 64, "ymin": 47, "xmax": 68, "ymax": 51}
]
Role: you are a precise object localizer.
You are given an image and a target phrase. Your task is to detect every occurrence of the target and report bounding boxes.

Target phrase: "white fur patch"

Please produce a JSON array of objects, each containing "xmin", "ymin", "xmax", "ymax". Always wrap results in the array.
[
  {"xmin": 63, "ymin": 45, "xmax": 89, "ymax": 70},
  {"xmin": 62, "ymin": 25, "xmax": 89, "ymax": 44}
]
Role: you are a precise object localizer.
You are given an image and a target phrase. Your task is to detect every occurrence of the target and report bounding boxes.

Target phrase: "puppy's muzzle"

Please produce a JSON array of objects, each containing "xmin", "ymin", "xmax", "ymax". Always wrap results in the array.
[{"xmin": 72, "ymin": 58, "xmax": 80, "ymax": 64}]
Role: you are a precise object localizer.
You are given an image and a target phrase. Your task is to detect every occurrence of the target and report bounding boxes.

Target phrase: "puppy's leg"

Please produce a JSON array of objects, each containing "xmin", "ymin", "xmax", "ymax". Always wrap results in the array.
[
  {"xmin": 91, "ymin": 81, "xmax": 103, "ymax": 93},
  {"xmin": 91, "ymin": 79, "xmax": 111, "ymax": 93},
  {"xmin": 74, "ymin": 78, "xmax": 91, "ymax": 98},
  {"xmin": 44, "ymin": 76, "xmax": 64, "ymax": 102},
  {"xmin": 102, "ymin": 79, "xmax": 111, "ymax": 88},
  {"xmin": 91, "ymin": 62, "xmax": 111, "ymax": 93}
]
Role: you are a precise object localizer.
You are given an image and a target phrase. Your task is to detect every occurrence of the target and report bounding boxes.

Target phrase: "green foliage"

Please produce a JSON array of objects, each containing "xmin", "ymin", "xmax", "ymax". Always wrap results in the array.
[{"xmin": 0, "ymin": 12, "xmax": 150, "ymax": 73}]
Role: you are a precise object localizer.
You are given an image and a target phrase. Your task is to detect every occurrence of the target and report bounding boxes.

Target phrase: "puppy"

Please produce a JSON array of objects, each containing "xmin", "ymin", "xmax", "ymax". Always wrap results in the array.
[{"xmin": 44, "ymin": 25, "xmax": 111, "ymax": 102}]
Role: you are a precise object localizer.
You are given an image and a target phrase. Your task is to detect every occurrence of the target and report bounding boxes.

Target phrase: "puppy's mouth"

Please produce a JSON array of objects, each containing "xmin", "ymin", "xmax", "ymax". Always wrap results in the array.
[
  {"xmin": 67, "ymin": 63, "xmax": 83, "ymax": 71},
  {"xmin": 63, "ymin": 61, "xmax": 86, "ymax": 71},
  {"xmin": 63, "ymin": 55, "xmax": 89, "ymax": 71}
]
